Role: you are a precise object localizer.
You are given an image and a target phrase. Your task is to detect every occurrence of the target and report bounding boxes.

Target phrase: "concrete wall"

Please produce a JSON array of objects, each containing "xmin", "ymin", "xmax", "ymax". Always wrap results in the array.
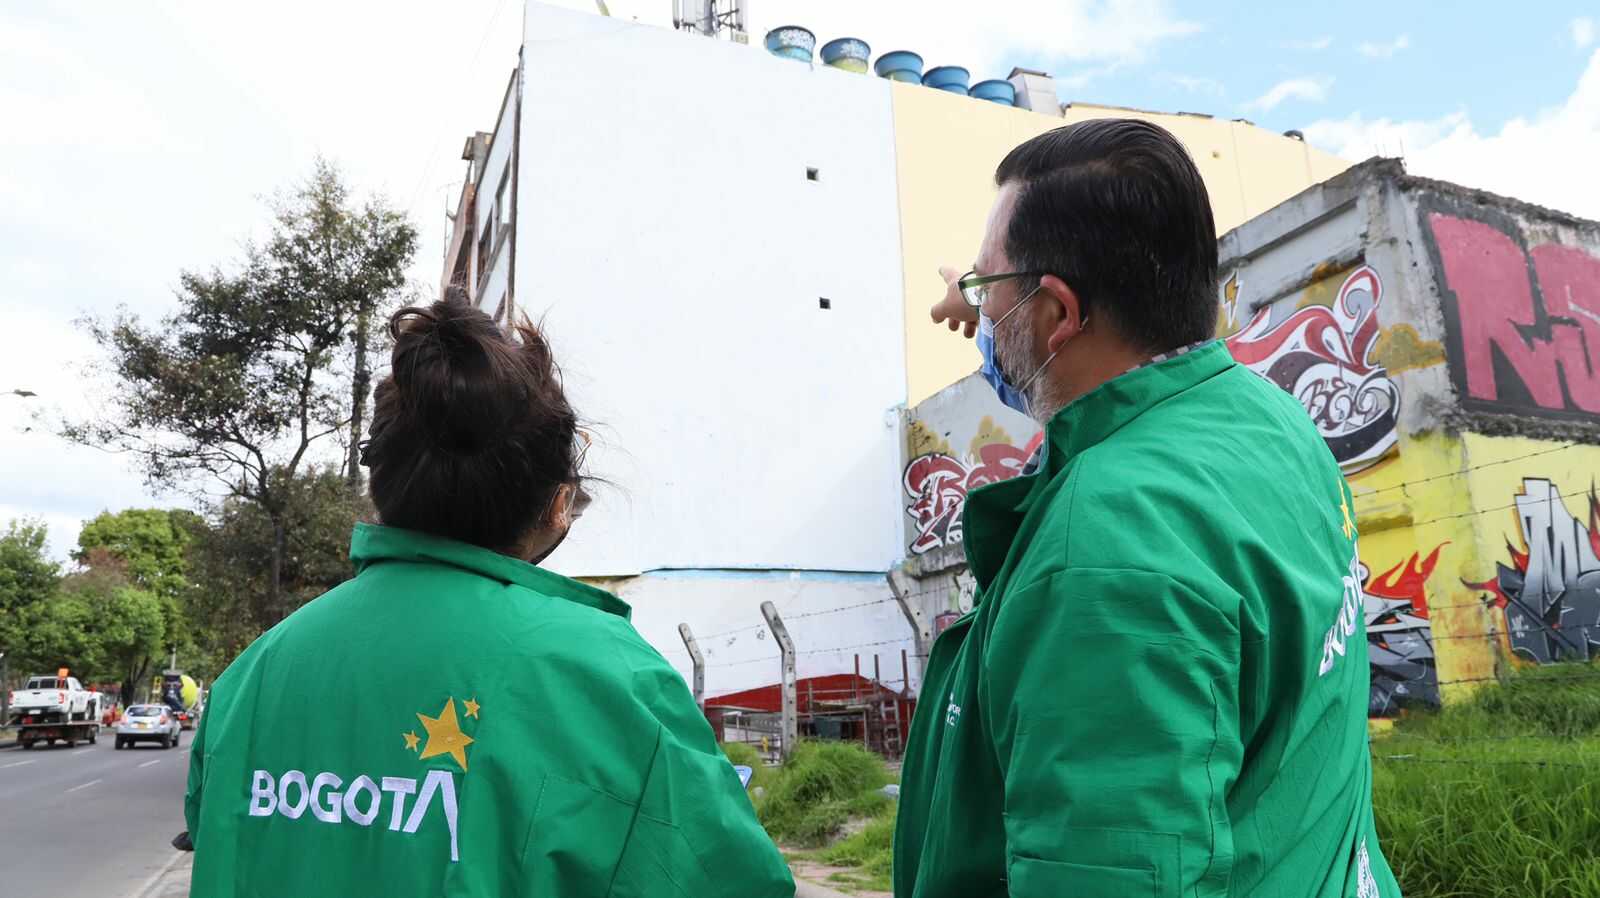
[
  {"xmin": 1216, "ymin": 159, "xmax": 1600, "ymax": 714},
  {"xmin": 516, "ymin": 4, "xmax": 908, "ymax": 580},
  {"xmin": 894, "ymin": 159, "xmax": 1600, "ymax": 716},
  {"xmin": 890, "ymin": 87, "xmax": 1353, "ymax": 405}
]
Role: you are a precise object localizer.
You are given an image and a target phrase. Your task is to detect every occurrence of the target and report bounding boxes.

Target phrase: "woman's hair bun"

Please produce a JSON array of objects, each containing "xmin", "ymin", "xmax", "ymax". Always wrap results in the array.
[{"xmin": 363, "ymin": 285, "xmax": 581, "ymax": 551}]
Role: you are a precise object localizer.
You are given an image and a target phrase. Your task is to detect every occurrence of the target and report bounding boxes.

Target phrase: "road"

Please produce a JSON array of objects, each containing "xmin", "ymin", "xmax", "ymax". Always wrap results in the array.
[{"xmin": 0, "ymin": 729, "xmax": 189, "ymax": 898}]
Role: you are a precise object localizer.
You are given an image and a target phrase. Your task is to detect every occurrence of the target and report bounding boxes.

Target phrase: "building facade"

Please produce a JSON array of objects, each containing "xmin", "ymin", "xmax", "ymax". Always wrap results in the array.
[{"xmin": 441, "ymin": 2, "xmax": 1362, "ymax": 701}]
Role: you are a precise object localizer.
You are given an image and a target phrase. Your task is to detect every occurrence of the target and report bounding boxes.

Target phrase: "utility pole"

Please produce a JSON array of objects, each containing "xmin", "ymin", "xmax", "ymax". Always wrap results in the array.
[
  {"xmin": 887, "ymin": 568, "xmax": 933, "ymax": 680},
  {"xmin": 677, "ymin": 623, "xmax": 705, "ymax": 705},
  {"xmin": 760, "ymin": 601, "xmax": 797, "ymax": 763}
]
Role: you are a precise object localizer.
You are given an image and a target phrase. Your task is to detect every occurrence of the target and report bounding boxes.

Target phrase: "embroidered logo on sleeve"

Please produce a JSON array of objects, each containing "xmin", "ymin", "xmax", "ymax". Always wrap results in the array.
[{"xmin": 245, "ymin": 694, "xmax": 482, "ymax": 863}]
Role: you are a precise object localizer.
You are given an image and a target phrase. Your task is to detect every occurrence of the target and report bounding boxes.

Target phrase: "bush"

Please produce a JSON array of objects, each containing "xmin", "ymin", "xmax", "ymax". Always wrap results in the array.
[
  {"xmin": 758, "ymin": 741, "xmax": 891, "ymax": 847},
  {"xmin": 1372, "ymin": 662, "xmax": 1600, "ymax": 898}
]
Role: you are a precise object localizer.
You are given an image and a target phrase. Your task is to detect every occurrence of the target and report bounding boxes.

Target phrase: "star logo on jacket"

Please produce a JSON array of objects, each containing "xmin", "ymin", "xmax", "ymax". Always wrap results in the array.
[{"xmin": 412, "ymin": 697, "xmax": 477, "ymax": 772}]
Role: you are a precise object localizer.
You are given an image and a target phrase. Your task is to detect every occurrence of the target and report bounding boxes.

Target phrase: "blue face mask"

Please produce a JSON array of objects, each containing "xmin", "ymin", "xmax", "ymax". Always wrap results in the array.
[
  {"xmin": 975, "ymin": 285, "xmax": 1065, "ymax": 417},
  {"xmin": 976, "ymin": 311, "xmax": 1030, "ymax": 415}
]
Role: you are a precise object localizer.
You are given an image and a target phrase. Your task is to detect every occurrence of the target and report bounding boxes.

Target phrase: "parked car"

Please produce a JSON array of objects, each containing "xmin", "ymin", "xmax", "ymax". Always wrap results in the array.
[{"xmin": 115, "ymin": 704, "xmax": 180, "ymax": 749}]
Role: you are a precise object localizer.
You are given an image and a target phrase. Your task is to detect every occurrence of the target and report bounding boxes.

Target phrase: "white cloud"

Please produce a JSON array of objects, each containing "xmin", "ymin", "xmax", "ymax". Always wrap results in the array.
[
  {"xmin": 1284, "ymin": 36, "xmax": 1333, "ymax": 51},
  {"xmin": 1357, "ymin": 34, "xmax": 1410, "ymax": 58},
  {"xmin": 1575, "ymin": 17, "xmax": 1596, "ymax": 50},
  {"xmin": 1302, "ymin": 49, "xmax": 1600, "ymax": 221},
  {"xmin": 1246, "ymin": 76, "xmax": 1334, "ymax": 112},
  {"xmin": 1165, "ymin": 74, "xmax": 1225, "ymax": 97}
]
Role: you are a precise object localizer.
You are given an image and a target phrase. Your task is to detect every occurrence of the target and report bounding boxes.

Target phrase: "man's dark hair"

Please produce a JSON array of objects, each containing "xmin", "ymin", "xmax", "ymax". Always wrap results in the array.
[
  {"xmin": 362, "ymin": 286, "xmax": 581, "ymax": 553},
  {"xmin": 995, "ymin": 118, "xmax": 1219, "ymax": 352}
]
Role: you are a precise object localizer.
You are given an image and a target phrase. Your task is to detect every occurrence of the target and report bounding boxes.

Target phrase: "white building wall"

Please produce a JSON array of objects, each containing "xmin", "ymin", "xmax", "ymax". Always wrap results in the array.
[{"xmin": 517, "ymin": 4, "xmax": 909, "ymax": 580}]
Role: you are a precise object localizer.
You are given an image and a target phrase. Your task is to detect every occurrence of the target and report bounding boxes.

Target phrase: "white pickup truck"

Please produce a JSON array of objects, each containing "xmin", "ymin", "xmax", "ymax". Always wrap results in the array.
[{"xmin": 7, "ymin": 674, "xmax": 102, "ymax": 749}]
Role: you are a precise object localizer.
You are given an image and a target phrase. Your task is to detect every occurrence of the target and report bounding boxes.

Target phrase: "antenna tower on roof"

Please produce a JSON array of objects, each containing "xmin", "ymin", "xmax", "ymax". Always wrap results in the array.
[{"xmin": 673, "ymin": 0, "xmax": 749, "ymax": 43}]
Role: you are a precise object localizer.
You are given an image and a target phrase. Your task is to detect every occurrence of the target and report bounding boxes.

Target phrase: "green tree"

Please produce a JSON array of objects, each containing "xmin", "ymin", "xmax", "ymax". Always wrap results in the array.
[
  {"xmin": 185, "ymin": 467, "xmax": 369, "ymax": 677},
  {"xmin": 0, "ymin": 519, "xmax": 61, "ymax": 675},
  {"xmin": 74, "ymin": 508, "xmax": 198, "ymax": 666},
  {"xmin": 26, "ymin": 555, "xmax": 167, "ymax": 704},
  {"xmin": 65, "ymin": 161, "xmax": 415, "ymax": 623}
]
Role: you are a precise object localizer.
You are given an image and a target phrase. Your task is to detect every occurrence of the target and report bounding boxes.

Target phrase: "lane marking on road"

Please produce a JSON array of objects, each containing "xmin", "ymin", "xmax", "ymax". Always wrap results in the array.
[
  {"xmin": 66, "ymin": 778, "xmax": 102, "ymax": 793},
  {"xmin": 138, "ymin": 759, "xmax": 161, "ymax": 768},
  {"xmin": 0, "ymin": 759, "xmax": 37, "ymax": 769}
]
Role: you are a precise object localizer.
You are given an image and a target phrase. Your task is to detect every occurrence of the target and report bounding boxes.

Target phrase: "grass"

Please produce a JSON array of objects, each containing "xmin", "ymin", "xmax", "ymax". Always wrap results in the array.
[
  {"xmin": 754, "ymin": 740, "xmax": 892, "ymax": 848},
  {"xmin": 1372, "ymin": 663, "xmax": 1600, "ymax": 898},
  {"xmin": 817, "ymin": 809, "xmax": 897, "ymax": 892}
]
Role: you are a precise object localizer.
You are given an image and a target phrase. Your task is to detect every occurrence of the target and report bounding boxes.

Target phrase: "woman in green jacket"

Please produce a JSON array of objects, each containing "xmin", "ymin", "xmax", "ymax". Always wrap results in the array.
[{"xmin": 184, "ymin": 293, "xmax": 793, "ymax": 897}]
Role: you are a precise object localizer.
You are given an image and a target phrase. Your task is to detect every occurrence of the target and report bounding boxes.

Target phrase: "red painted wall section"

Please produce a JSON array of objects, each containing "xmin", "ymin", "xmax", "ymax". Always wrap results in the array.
[{"xmin": 1428, "ymin": 211, "xmax": 1600, "ymax": 418}]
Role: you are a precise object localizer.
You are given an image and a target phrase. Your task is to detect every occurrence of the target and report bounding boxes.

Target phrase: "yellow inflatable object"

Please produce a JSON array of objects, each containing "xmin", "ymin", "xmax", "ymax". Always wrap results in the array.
[{"xmin": 179, "ymin": 675, "xmax": 199, "ymax": 708}]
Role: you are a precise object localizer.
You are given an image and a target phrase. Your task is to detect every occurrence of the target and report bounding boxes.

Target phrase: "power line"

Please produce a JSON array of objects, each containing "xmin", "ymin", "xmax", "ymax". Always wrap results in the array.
[{"xmin": 1361, "ymin": 442, "xmax": 1582, "ymax": 498}]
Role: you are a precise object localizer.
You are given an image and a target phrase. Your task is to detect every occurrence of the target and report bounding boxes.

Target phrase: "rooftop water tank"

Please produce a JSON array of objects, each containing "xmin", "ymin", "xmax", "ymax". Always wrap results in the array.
[
  {"xmin": 820, "ymin": 38, "xmax": 871, "ymax": 73},
  {"xmin": 764, "ymin": 26, "xmax": 816, "ymax": 63},
  {"xmin": 873, "ymin": 50, "xmax": 924, "ymax": 82},
  {"xmin": 922, "ymin": 65, "xmax": 971, "ymax": 94},
  {"xmin": 969, "ymin": 79, "xmax": 1018, "ymax": 106}
]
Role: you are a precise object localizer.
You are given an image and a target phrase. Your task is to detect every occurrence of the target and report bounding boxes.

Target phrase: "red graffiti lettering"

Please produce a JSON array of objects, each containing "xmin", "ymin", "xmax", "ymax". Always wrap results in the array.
[
  {"xmin": 1429, "ymin": 212, "xmax": 1600, "ymax": 417},
  {"xmin": 902, "ymin": 434, "xmax": 1043, "ymax": 555}
]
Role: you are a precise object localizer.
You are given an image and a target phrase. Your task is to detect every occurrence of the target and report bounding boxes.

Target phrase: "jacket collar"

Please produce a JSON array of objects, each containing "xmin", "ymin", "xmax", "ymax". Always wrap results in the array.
[
  {"xmin": 963, "ymin": 341, "xmax": 1235, "ymax": 592},
  {"xmin": 349, "ymin": 523, "xmax": 631, "ymax": 620}
]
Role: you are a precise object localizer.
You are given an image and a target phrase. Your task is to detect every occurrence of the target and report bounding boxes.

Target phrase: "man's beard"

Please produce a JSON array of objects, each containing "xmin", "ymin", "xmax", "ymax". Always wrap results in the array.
[{"xmin": 995, "ymin": 316, "xmax": 1065, "ymax": 422}]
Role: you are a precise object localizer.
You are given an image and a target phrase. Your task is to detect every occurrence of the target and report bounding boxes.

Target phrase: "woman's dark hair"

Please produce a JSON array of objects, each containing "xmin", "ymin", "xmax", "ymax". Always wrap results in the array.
[
  {"xmin": 995, "ymin": 118, "xmax": 1219, "ymax": 353},
  {"xmin": 362, "ymin": 287, "xmax": 580, "ymax": 552}
]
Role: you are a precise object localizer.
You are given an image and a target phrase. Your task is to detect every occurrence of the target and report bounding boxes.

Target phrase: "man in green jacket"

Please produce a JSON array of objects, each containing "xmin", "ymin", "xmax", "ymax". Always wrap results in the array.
[{"xmin": 897, "ymin": 119, "xmax": 1400, "ymax": 897}]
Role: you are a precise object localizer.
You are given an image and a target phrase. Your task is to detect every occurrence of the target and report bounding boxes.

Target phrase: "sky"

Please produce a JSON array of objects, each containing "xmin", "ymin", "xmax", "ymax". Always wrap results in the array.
[{"xmin": 2, "ymin": 0, "xmax": 1598, "ymax": 560}]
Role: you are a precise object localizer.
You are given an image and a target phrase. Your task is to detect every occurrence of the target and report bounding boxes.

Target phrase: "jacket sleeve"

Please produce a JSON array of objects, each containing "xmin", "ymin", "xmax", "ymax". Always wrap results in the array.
[
  {"xmin": 605, "ymin": 649, "xmax": 795, "ymax": 898},
  {"xmin": 983, "ymin": 568, "xmax": 1242, "ymax": 897}
]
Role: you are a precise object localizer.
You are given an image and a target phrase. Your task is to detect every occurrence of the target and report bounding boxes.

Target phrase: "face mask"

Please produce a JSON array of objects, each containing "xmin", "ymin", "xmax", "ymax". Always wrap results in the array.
[{"xmin": 976, "ymin": 285, "xmax": 1065, "ymax": 418}]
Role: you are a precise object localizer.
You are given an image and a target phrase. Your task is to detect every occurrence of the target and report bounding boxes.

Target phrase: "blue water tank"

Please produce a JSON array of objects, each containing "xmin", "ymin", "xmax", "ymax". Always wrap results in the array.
[
  {"xmin": 969, "ymin": 79, "xmax": 1018, "ymax": 105},
  {"xmin": 873, "ymin": 50, "xmax": 924, "ymax": 83},
  {"xmin": 764, "ymin": 26, "xmax": 816, "ymax": 63},
  {"xmin": 922, "ymin": 65, "xmax": 971, "ymax": 94},
  {"xmin": 820, "ymin": 38, "xmax": 871, "ymax": 73}
]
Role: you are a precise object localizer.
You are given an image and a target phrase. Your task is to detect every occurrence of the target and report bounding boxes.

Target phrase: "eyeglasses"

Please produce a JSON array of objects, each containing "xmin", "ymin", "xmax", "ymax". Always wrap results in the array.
[{"xmin": 957, "ymin": 270, "xmax": 1046, "ymax": 308}]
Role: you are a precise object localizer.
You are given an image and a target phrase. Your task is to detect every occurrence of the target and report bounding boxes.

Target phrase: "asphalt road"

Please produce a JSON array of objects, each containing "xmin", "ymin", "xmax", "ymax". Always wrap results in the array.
[{"xmin": 0, "ymin": 728, "xmax": 189, "ymax": 898}]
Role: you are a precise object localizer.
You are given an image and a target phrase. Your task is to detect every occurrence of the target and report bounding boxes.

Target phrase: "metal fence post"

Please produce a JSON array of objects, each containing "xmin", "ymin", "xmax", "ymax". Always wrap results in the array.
[
  {"xmin": 677, "ymin": 623, "xmax": 705, "ymax": 706},
  {"xmin": 760, "ymin": 600, "xmax": 798, "ymax": 763},
  {"xmin": 887, "ymin": 568, "xmax": 932, "ymax": 681}
]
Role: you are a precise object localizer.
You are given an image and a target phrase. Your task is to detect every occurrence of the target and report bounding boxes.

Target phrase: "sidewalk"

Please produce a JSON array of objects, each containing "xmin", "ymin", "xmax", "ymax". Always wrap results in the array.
[{"xmin": 132, "ymin": 851, "xmax": 192, "ymax": 898}]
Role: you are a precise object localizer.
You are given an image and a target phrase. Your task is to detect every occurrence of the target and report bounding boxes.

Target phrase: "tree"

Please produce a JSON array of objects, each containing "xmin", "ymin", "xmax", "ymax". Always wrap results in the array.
[
  {"xmin": 75, "ymin": 508, "xmax": 198, "ymax": 665},
  {"xmin": 255, "ymin": 159, "xmax": 417, "ymax": 491},
  {"xmin": 185, "ymin": 466, "xmax": 369, "ymax": 677},
  {"xmin": 66, "ymin": 161, "xmax": 415, "ymax": 623},
  {"xmin": 0, "ymin": 519, "xmax": 61, "ymax": 672},
  {"xmin": 23, "ymin": 555, "xmax": 166, "ymax": 705}
]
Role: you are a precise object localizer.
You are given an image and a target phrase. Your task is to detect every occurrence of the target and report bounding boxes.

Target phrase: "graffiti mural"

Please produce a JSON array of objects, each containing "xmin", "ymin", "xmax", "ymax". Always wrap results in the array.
[
  {"xmin": 903, "ymin": 432, "xmax": 1043, "ymax": 555},
  {"xmin": 1468, "ymin": 479, "xmax": 1600, "ymax": 664},
  {"xmin": 1224, "ymin": 266, "xmax": 1400, "ymax": 474},
  {"xmin": 1365, "ymin": 545, "xmax": 1446, "ymax": 716},
  {"xmin": 1428, "ymin": 210, "xmax": 1600, "ymax": 420}
]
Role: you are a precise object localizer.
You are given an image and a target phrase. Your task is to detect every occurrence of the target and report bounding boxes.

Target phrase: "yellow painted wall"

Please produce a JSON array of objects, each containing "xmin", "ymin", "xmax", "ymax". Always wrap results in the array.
[{"xmin": 890, "ymin": 86, "xmax": 1352, "ymax": 404}]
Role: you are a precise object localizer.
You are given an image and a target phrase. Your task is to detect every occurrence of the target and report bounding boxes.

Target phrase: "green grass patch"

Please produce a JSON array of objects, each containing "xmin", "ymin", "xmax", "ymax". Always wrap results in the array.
[
  {"xmin": 818, "ymin": 809, "xmax": 896, "ymax": 891},
  {"xmin": 1373, "ymin": 662, "xmax": 1600, "ymax": 898},
  {"xmin": 757, "ymin": 741, "xmax": 891, "ymax": 848}
]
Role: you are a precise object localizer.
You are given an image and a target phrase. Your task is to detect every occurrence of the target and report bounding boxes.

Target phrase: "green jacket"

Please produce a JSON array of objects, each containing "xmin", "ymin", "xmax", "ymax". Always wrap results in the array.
[
  {"xmin": 185, "ymin": 524, "xmax": 793, "ymax": 898},
  {"xmin": 893, "ymin": 342, "xmax": 1399, "ymax": 898}
]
